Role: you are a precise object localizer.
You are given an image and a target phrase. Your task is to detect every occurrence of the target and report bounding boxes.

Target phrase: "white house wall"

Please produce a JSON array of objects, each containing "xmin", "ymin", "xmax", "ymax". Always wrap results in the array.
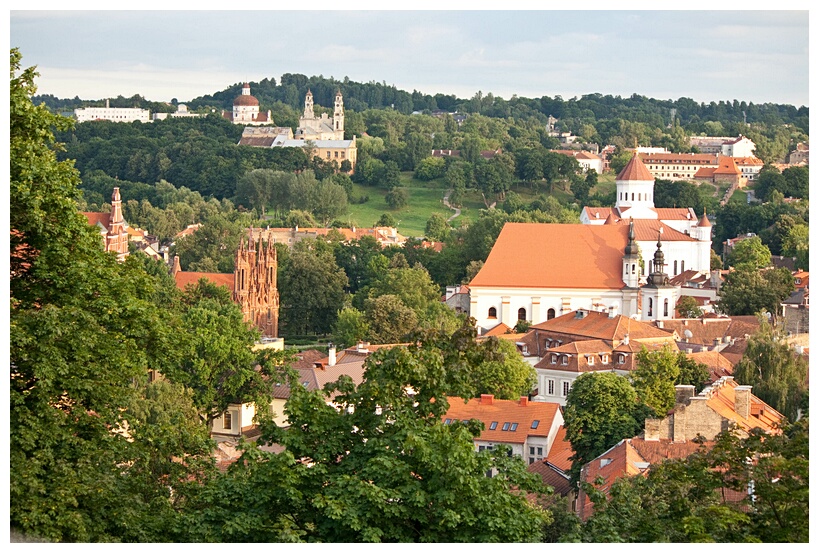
[{"xmin": 470, "ymin": 286, "xmax": 630, "ymax": 330}]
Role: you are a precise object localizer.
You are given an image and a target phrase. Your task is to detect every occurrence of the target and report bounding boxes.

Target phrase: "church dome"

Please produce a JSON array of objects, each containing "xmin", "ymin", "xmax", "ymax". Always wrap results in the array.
[{"xmin": 234, "ymin": 94, "xmax": 259, "ymax": 107}]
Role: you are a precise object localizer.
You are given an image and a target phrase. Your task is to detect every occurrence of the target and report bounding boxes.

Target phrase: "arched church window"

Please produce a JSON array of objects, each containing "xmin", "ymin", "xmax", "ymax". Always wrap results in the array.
[
  {"xmin": 664, "ymin": 299, "xmax": 669, "ymax": 317},
  {"xmin": 518, "ymin": 308, "xmax": 527, "ymax": 321},
  {"xmin": 631, "ymin": 193, "xmax": 635, "ymax": 201},
  {"xmin": 681, "ymin": 260, "xmax": 684, "ymax": 273},
  {"xmin": 674, "ymin": 260, "xmax": 678, "ymax": 274},
  {"xmin": 488, "ymin": 307, "xmax": 497, "ymax": 319},
  {"xmin": 547, "ymin": 308, "xmax": 556, "ymax": 320},
  {"xmin": 631, "ymin": 263, "xmax": 636, "ymax": 274},
  {"xmin": 648, "ymin": 297, "xmax": 653, "ymax": 317}
]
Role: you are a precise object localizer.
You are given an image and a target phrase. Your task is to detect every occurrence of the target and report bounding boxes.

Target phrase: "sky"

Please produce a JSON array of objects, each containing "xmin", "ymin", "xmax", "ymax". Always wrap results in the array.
[{"xmin": 7, "ymin": 5, "xmax": 812, "ymax": 107}]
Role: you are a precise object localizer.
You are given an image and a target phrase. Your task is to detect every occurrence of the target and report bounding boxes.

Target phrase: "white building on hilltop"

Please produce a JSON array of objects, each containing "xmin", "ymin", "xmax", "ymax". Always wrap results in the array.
[{"xmin": 75, "ymin": 99, "xmax": 150, "ymax": 123}]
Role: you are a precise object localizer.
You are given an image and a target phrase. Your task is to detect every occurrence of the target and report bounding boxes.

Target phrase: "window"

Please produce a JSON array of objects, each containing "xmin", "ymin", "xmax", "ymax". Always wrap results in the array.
[
  {"xmin": 664, "ymin": 298, "xmax": 669, "ymax": 317},
  {"xmin": 617, "ymin": 354, "xmax": 626, "ymax": 364},
  {"xmin": 326, "ymin": 151, "xmax": 331, "ymax": 159},
  {"xmin": 223, "ymin": 412, "xmax": 232, "ymax": 430},
  {"xmin": 648, "ymin": 297, "xmax": 653, "ymax": 317},
  {"xmin": 681, "ymin": 260, "xmax": 684, "ymax": 273},
  {"xmin": 502, "ymin": 422, "xmax": 510, "ymax": 431},
  {"xmin": 561, "ymin": 355, "xmax": 568, "ymax": 365},
  {"xmin": 602, "ymin": 354, "xmax": 609, "ymax": 364},
  {"xmin": 517, "ymin": 307, "xmax": 526, "ymax": 321},
  {"xmin": 489, "ymin": 421, "xmax": 498, "ymax": 430},
  {"xmin": 551, "ymin": 354, "xmax": 558, "ymax": 364},
  {"xmin": 674, "ymin": 260, "xmax": 678, "ymax": 274},
  {"xmin": 334, "ymin": 151, "xmax": 339, "ymax": 158},
  {"xmin": 562, "ymin": 381, "xmax": 570, "ymax": 397},
  {"xmin": 587, "ymin": 355, "xmax": 595, "ymax": 366},
  {"xmin": 341, "ymin": 151, "xmax": 345, "ymax": 159},
  {"xmin": 488, "ymin": 307, "xmax": 497, "ymax": 319},
  {"xmin": 510, "ymin": 423, "xmax": 518, "ymax": 431},
  {"xmin": 547, "ymin": 308, "xmax": 556, "ymax": 320},
  {"xmin": 531, "ymin": 420, "xmax": 540, "ymax": 429},
  {"xmin": 444, "ymin": 418, "xmax": 451, "ymax": 425},
  {"xmin": 547, "ymin": 379, "xmax": 555, "ymax": 395}
]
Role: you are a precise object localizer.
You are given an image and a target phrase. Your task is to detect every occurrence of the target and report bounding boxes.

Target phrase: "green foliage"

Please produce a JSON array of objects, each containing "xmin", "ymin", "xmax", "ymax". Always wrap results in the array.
[
  {"xmin": 727, "ymin": 235, "xmax": 771, "ymax": 269},
  {"xmin": 424, "ymin": 212, "xmax": 450, "ymax": 241},
  {"xmin": 581, "ymin": 420, "xmax": 809, "ymax": 542},
  {"xmin": 631, "ymin": 346, "xmax": 681, "ymax": 415},
  {"xmin": 470, "ymin": 338, "xmax": 536, "ymax": 400},
  {"xmin": 332, "ymin": 306, "xmax": 370, "ymax": 348},
  {"xmin": 718, "ymin": 266, "xmax": 794, "ymax": 317},
  {"xmin": 676, "ymin": 295, "xmax": 704, "ymax": 318},
  {"xmin": 177, "ymin": 334, "xmax": 550, "ymax": 542},
  {"xmin": 563, "ymin": 373, "xmax": 644, "ymax": 482},
  {"xmin": 385, "ymin": 186, "xmax": 409, "ymax": 209},
  {"xmin": 279, "ymin": 238, "xmax": 349, "ymax": 336},
  {"xmin": 733, "ymin": 320, "xmax": 808, "ymax": 422},
  {"xmin": 414, "ymin": 156, "xmax": 446, "ymax": 181}
]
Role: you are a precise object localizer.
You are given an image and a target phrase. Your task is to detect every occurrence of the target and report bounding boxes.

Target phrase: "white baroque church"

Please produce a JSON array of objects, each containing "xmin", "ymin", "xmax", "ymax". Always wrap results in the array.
[{"xmin": 467, "ymin": 152, "xmax": 712, "ymax": 333}]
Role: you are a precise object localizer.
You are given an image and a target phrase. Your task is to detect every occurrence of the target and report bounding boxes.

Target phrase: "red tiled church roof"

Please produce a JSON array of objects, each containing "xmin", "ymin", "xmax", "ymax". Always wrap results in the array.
[
  {"xmin": 616, "ymin": 152, "xmax": 654, "ymax": 181},
  {"xmin": 174, "ymin": 271, "xmax": 235, "ymax": 292},
  {"xmin": 469, "ymin": 223, "xmax": 629, "ymax": 290}
]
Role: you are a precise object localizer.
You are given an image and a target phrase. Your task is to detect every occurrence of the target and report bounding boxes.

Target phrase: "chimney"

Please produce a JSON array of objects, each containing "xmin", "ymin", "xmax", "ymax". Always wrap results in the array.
[
  {"xmin": 644, "ymin": 418, "xmax": 660, "ymax": 441},
  {"xmin": 608, "ymin": 305, "xmax": 617, "ymax": 319},
  {"xmin": 480, "ymin": 394, "xmax": 494, "ymax": 405},
  {"xmin": 171, "ymin": 255, "xmax": 181, "ymax": 276},
  {"xmin": 675, "ymin": 385, "xmax": 695, "ymax": 406},
  {"xmin": 519, "ymin": 396, "xmax": 528, "ymax": 407},
  {"xmin": 656, "ymin": 320, "xmax": 664, "ymax": 328},
  {"xmin": 328, "ymin": 343, "xmax": 336, "ymax": 367},
  {"xmin": 734, "ymin": 385, "xmax": 752, "ymax": 419}
]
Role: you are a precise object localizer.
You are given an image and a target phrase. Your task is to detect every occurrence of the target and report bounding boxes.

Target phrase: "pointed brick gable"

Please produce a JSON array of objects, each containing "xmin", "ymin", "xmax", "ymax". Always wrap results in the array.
[{"xmin": 617, "ymin": 152, "xmax": 654, "ymax": 181}]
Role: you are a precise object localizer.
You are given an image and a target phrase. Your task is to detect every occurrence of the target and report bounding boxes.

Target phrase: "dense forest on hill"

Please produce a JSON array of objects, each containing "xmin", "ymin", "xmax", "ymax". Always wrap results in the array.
[{"xmin": 44, "ymin": 72, "xmax": 809, "ymax": 293}]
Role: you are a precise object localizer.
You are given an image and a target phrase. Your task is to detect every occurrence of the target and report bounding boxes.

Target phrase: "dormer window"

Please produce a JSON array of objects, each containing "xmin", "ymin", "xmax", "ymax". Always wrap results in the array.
[
  {"xmin": 587, "ymin": 355, "xmax": 595, "ymax": 366},
  {"xmin": 602, "ymin": 354, "xmax": 610, "ymax": 364},
  {"xmin": 617, "ymin": 354, "xmax": 626, "ymax": 364},
  {"xmin": 551, "ymin": 354, "xmax": 558, "ymax": 364},
  {"xmin": 561, "ymin": 355, "xmax": 568, "ymax": 365}
]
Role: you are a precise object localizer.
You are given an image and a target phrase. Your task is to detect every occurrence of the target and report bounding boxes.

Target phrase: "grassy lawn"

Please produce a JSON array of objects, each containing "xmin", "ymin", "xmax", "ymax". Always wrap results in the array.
[{"xmin": 344, "ymin": 179, "xmax": 453, "ymax": 238}]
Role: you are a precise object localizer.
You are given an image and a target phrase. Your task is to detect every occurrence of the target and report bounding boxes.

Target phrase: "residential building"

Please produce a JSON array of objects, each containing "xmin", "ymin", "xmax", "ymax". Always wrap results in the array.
[
  {"xmin": 553, "ymin": 149, "xmax": 604, "ymax": 174},
  {"xmin": 520, "ymin": 308, "xmax": 677, "ymax": 405},
  {"xmin": 250, "ymin": 226, "xmax": 406, "ymax": 248},
  {"xmin": 442, "ymin": 394, "xmax": 564, "ymax": 468},
  {"xmin": 576, "ymin": 376, "xmax": 784, "ymax": 520},
  {"xmin": 689, "ymin": 135, "xmax": 757, "ymax": 157},
  {"xmin": 74, "ymin": 99, "xmax": 150, "ymax": 123},
  {"xmin": 693, "ymin": 156, "xmax": 744, "ymax": 187},
  {"xmin": 788, "ymin": 143, "xmax": 809, "ymax": 165},
  {"xmin": 152, "ymin": 103, "xmax": 205, "ymax": 120},
  {"xmin": 639, "ymin": 152, "xmax": 718, "ymax": 181}
]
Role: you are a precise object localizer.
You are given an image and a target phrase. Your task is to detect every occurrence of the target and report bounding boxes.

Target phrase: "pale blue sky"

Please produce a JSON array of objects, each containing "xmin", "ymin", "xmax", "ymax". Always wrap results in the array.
[{"xmin": 9, "ymin": 6, "xmax": 811, "ymax": 107}]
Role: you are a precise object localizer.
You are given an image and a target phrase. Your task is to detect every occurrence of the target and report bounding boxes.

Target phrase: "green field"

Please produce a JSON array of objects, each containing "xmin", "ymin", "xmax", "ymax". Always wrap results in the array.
[
  {"xmin": 335, "ymin": 173, "xmax": 585, "ymax": 238},
  {"xmin": 343, "ymin": 175, "xmax": 488, "ymax": 238}
]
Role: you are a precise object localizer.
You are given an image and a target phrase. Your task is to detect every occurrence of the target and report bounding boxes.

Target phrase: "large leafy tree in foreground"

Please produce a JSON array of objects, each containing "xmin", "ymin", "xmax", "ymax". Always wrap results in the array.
[
  {"xmin": 175, "ymin": 332, "xmax": 551, "ymax": 542},
  {"xmin": 10, "ymin": 48, "xmax": 212, "ymax": 541}
]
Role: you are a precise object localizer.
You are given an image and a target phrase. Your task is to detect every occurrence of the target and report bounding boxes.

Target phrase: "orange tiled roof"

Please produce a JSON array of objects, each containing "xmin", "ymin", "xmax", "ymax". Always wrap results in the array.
[
  {"xmin": 543, "ymin": 425, "xmax": 573, "ymax": 473},
  {"xmin": 469, "ymin": 223, "xmax": 629, "ymax": 290},
  {"xmin": 483, "ymin": 322, "xmax": 513, "ymax": 337},
  {"xmin": 686, "ymin": 350, "xmax": 734, "ymax": 383},
  {"xmin": 82, "ymin": 212, "xmax": 111, "ymax": 229},
  {"xmin": 530, "ymin": 310, "xmax": 674, "ymax": 343},
  {"xmin": 713, "ymin": 156, "xmax": 741, "ymax": 175},
  {"xmin": 583, "ymin": 206, "xmax": 697, "ymax": 223},
  {"xmin": 704, "ymin": 378, "xmax": 784, "ymax": 433},
  {"xmin": 443, "ymin": 395, "xmax": 560, "ymax": 445},
  {"xmin": 174, "ymin": 271, "xmax": 234, "ymax": 292},
  {"xmin": 617, "ymin": 152, "xmax": 654, "ymax": 181},
  {"xmin": 655, "ymin": 316, "xmax": 760, "ymax": 347}
]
